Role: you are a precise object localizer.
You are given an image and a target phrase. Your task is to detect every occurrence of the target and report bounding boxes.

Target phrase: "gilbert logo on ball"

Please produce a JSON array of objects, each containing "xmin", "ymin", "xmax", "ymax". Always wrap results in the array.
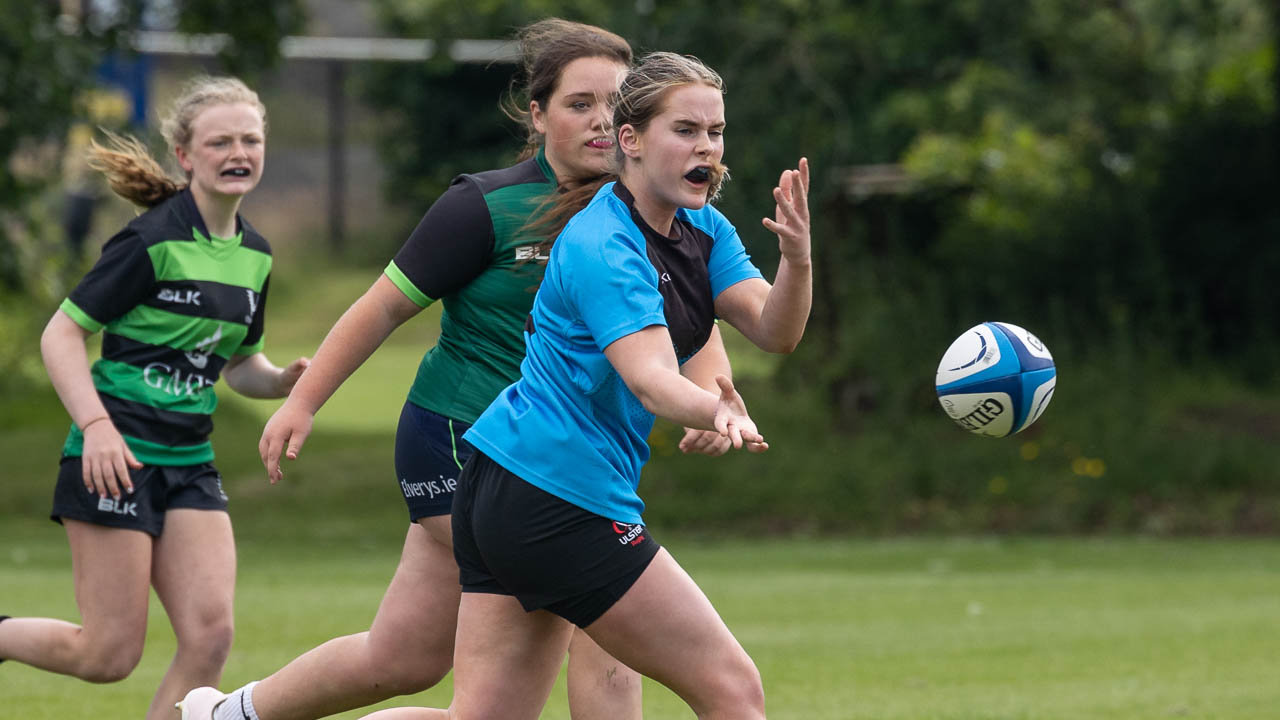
[{"xmin": 935, "ymin": 322, "xmax": 1056, "ymax": 437}]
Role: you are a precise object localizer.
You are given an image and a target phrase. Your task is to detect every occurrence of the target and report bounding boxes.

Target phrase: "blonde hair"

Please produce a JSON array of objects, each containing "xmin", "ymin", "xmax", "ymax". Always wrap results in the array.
[
  {"xmin": 86, "ymin": 76, "xmax": 266, "ymax": 207},
  {"xmin": 505, "ymin": 18, "xmax": 632, "ymax": 161}
]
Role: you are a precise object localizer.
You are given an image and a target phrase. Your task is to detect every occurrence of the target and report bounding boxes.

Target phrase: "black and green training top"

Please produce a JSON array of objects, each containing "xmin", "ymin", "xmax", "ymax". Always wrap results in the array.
[
  {"xmin": 59, "ymin": 188, "xmax": 272, "ymax": 466},
  {"xmin": 384, "ymin": 148, "xmax": 556, "ymax": 424}
]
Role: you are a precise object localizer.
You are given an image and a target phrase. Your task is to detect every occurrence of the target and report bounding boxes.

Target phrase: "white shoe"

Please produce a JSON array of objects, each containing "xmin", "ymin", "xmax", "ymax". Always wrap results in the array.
[{"xmin": 175, "ymin": 686, "xmax": 228, "ymax": 719}]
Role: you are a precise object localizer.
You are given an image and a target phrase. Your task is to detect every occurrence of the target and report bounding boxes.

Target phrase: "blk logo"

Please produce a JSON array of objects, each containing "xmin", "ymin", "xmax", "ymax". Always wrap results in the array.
[
  {"xmin": 158, "ymin": 288, "xmax": 201, "ymax": 306},
  {"xmin": 97, "ymin": 497, "xmax": 138, "ymax": 517},
  {"xmin": 514, "ymin": 246, "xmax": 550, "ymax": 262}
]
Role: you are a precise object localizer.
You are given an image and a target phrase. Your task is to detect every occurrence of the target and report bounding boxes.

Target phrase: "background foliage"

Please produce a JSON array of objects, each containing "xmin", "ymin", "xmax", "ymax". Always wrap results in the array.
[
  {"xmin": 4, "ymin": 0, "xmax": 1278, "ymax": 534},
  {"xmin": 358, "ymin": 0, "xmax": 1280, "ymax": 533},
  {"xmin": 365, "ymin": 0, "xmax": 1280, "ymax": 367}
]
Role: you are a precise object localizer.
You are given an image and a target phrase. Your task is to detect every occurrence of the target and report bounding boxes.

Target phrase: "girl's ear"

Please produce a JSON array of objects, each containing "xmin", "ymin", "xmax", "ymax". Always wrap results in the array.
[
  {"xmin": 174, "ymin": 145, "xmax": 192, "ymax": 174},
  {"xmin": 530, "ymin": 101, "xmax": 547, "ymax": 135},
  {"xmin": 618, "ymin": 124, "xmax": 642, "ymax": 159}
]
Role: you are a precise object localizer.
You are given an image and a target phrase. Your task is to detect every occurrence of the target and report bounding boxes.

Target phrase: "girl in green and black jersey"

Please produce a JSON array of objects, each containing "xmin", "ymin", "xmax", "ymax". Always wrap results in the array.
[
  {"xmin": 0, "ymin": 76, "xmax": 308, "ymax": 720},
  {"xmin": 178, "ymin": 18, "xmax": 743, "ymax": 720}
]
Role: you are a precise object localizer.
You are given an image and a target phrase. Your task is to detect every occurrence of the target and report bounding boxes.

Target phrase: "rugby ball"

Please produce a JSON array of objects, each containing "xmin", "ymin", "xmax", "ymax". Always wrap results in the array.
[{"xmin": 935, "ymin": 322, "xmax": 1056, "ymax": 437}]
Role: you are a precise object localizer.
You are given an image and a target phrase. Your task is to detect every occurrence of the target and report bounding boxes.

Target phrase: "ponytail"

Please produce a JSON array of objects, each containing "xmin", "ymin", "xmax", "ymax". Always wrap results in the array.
[{"xmin": 86, "ymin": 131, "xmax": 184, "ymax": 208}]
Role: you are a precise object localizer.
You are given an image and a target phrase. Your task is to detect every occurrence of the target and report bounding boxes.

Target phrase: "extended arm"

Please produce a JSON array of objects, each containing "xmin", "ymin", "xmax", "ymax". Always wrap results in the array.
[
  {"xmin": 603, "ymin": 325, "xmax": 766, "ymax": 451},
  {"xmin": 259, "ymin": 274, "xmax": 422, "ymax": 481}
]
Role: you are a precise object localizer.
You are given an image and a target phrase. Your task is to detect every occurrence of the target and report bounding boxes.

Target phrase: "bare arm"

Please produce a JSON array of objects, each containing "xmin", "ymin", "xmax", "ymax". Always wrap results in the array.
[
  {"xmin": 42, "ymin": 311, "xmax": 110, "ymax": 430},
  {"xmin": 40, "ymin": 310, "xmax": 140, "ymax": 498},
  {"xmin": 680, "ymin": 323, "xmax": 732, "ymax": 389},
  {"xmin": 677, "ymin": 324, "xmax": 735, "ymax": 455},
  {"xmin": 603, "ymin": 325, "xmax": 766, "ymax": 451},
  {"xmin": 222, "ymin": 352, "xmax": 309, "ymax": 399},
  {"xmin": 716, "ymin": 157, "xmax": 812, "ymax": 353},
  {"xmin": 259, "ymin": 274, "xmax": 422, "ymax": 482}
]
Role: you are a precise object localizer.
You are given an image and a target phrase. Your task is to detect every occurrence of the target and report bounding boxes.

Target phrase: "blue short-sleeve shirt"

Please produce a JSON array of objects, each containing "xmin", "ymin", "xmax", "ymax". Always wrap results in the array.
[{"xmin": 464, "ymin": 182, "xmax": 763, "ymax": 524}]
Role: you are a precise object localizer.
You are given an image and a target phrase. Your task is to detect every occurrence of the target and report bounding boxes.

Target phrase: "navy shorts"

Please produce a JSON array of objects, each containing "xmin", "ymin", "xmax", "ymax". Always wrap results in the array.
[
  {"xmin": 395, "ymin": 401, "xmax": 473, "ymax": 521},
  {"xmin": 452, "ymin": 450, "xmax": 661, "ymax": 628},
  {"xmin": 51, "ymin": 457, "xmax": 228, "ymax": 537}
]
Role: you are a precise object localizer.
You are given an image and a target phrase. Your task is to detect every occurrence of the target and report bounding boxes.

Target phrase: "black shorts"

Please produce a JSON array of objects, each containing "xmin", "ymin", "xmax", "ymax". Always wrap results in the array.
[
  {"xmin": 51, "ymin": 457, "xmax": 228, "ymax": 537},
  {"xmin": 452, "ymin": 450, "xmax": 660, "ymax": 628},
  {"xmin": 395, "ymin": 402, "xmax": 473, "ymax": 520}
]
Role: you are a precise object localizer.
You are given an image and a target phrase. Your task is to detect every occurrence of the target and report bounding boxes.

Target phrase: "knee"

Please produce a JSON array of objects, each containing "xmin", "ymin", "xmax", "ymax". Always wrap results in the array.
[
  {"xmin": 206, "ymin": 619, "xmax": 235, "ymax": 664},
  {"xmin": 361, "ymin": 627, "xmax": 453, "ymax": 696},
  {"xmin": 178, "ymin": 616, "xmax": 234, "ymax": 668},
  {"xmin": 710, "ymin": 655, "xmax": 766, "ymax": 716},
  {"xmin": 78, "ymin": 641, "xmax": 143, "ymax": 683},
  {"xmin": 370, "ymin": 648, "xmax": 452, "ymax": 695}
]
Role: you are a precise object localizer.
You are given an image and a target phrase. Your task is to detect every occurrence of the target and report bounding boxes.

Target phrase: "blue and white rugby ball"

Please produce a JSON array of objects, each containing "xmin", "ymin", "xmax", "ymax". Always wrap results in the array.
[{"xmin": 935, "ymin": 322, "xmax": 1056, "ymax": 437}]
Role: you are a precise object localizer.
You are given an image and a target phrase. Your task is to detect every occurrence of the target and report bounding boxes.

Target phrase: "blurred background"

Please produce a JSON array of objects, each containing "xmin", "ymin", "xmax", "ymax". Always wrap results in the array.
[{"xmin": 3, "ymin": 0, "xmax": 1279, "ymax": 536}]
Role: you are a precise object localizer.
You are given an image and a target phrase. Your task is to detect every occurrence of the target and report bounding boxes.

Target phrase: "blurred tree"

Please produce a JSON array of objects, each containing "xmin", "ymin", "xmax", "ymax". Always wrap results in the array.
[
  {"xmin": 0, "ymin": 2, "xmax": 101, "ymax": 295},
  {"xmin": 898, "ymin": 0, "xmax": 1278, "ymax": 365},
  {"xmin": 174, "ymin": 0, "xmax": 306, "ymax": 78},
  {"xmin": 357, "ymin": 0, "xmax": 1280, "ymax": 533},
  {"xmin": 363, "ymin": 0, "xmax": 618, "ymax": 211},
  {"xmin": 364, "ymin": 0, "xmax": 1279, "ymax": 397},
  {"xmin": 0, "ymin": 0, "xmax": 307, "ymax": 387}
]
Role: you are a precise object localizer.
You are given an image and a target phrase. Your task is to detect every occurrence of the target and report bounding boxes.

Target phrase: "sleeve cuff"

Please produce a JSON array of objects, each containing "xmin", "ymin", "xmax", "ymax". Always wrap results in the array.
[
  {"xmin": 384, "ymin": 260, "xmax": 435, "ymax": 309},
  {"xmin": 235, "ymin": 339, "xmax": 265, "ymax": 356},
  {"xmin": 59, "ymin": 298, "xmax": 104, "ymax": 333}
]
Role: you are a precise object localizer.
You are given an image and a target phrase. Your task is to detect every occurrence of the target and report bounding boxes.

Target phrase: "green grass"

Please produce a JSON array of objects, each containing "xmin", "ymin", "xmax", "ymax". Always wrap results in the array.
[
  {"xmin": 4, "ymin": 525, "xmax": 1279, "ymax": 719},
  {"xmin": 4, "ymin": 264, "xmax": 1280, "ymax": 718}
]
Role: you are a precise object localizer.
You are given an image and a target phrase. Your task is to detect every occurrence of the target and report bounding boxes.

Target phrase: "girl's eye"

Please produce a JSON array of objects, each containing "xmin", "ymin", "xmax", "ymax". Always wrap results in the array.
[{"xmin": 572, "ymin": 102, "xmax": 589, "ymax": 111}]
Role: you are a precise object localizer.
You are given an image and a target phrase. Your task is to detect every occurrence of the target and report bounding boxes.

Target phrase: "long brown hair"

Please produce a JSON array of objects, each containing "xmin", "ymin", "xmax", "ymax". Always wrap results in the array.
[
  {"xmin": 86, "ymin": 76, "xmax": 266, "ymax": 208},
  {"xmin": 534, "ymin": 52, "xmax": 730, "ymax": 241},
  {"xmin": 504, "ymin": 18, "xmax": 632, "ymax": 162}
]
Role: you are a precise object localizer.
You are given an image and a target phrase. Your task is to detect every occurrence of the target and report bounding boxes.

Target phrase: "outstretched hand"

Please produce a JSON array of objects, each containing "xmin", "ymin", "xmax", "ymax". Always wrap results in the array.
[
  {"xmin": 712, "ymin": 375, "xmax": 769, "ymax": 453},
  {"xmin": 679, "ymin": 427, "xmax": 732, "ymax": 456},
  {"xmin": 761, "ymin": 157, "xmax": 811, "ymax": 264},
  {"xmin": 259, "ymin": 401, "xmax": 314, "ymax": 484}
]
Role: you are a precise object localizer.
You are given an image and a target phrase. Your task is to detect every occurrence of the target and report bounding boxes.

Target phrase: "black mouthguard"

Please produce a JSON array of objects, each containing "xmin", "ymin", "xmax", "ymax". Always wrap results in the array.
[{"xmin": 685, "ymin": 167, "xmax": 710, "ymax": 182}]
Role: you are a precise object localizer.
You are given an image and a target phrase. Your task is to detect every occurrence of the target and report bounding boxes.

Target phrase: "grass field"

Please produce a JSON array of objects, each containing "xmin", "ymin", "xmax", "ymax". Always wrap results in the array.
[
  {"xmin": 4, "ymin": 523, "xmax": 1279, "ymax": 719},
  {"xmin": 3, "ymin": 264, "xmax": 1279, "ymax": 718}
]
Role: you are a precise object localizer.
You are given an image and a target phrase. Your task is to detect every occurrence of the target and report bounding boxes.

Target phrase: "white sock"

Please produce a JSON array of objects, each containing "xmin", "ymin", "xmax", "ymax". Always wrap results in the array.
[{"xmin": 214, "ymin": 681, "xmax": 261, "ymax": 720}]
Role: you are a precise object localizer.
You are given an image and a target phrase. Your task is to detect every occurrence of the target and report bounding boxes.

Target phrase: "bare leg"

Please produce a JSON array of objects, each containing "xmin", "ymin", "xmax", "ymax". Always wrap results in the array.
[
  {"xmin": 447, "ymin": 592, "xmax": 577, "ymax": 720},
  {"xmin": 0, "ymin": 520, "xmax": 150, "ymax": 681},
  {"xmin": 566, "ymin": 628, "xmax": 642, "ymax": 720},
  {"xmin": 250, "ymin": 518, "xmax": 460, "ymax": 720},
  {"xmin": 585, "ymin": 549, "xmax": 766, "ymax": 720},
  {"xmin": 356, "ymin": 709, "xmax": 450, "ymax": 720},
  {"xmin": 149, "ymin": 509, "xmax": 237, "ymax": 720}
]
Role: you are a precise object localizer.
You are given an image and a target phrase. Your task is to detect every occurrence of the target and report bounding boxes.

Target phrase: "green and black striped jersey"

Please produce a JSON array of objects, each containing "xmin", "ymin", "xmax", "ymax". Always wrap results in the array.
[{"xmin": 59, "ymin": 189, "xmax": 272, "ymax": 465}]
